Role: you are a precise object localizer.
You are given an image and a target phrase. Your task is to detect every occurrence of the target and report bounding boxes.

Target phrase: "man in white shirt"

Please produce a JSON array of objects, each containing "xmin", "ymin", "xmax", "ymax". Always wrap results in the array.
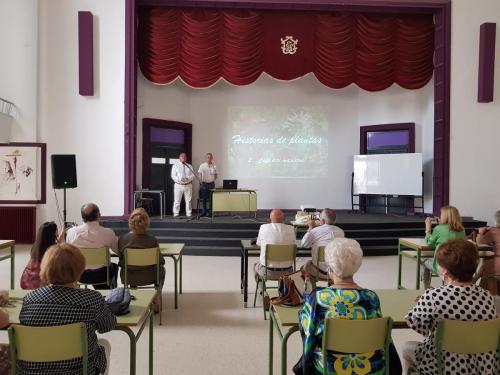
[
  {"xmin": 198, "ymin": 152, "xmax": 218, "ymax": 217},
  {"xmin": 301, "ymin": 208, "xmax": 345, "ymax": 278},
  {"xmin": 66, "ymin": 203, "xmax": 119, "ymax": 288},
  {"xmin": 254, "ymin": 209, "xmax": 296, "ymax": 280},
  {"xmin": 170, "ymin": 152, "xmax": 195, "ymax": 217}
]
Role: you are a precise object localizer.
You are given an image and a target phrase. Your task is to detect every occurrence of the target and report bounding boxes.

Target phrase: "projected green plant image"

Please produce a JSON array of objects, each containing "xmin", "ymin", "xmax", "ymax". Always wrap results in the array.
[{"xmin": 227, "ymin": 106, "xmax": 328, "ymax": 178}]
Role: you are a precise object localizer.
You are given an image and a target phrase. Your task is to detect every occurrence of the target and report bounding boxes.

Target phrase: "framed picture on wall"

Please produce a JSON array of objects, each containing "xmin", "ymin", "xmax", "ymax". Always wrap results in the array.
[{"xmin": 0, "ymin": 143, "xmax": 47, "ymax": 204}]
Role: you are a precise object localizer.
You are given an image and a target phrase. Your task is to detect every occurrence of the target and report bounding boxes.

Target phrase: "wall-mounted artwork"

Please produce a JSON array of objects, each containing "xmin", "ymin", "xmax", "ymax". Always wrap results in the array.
[{"xmin": 0, "ymin": 143, "xmax": 46, "ymax": 203}]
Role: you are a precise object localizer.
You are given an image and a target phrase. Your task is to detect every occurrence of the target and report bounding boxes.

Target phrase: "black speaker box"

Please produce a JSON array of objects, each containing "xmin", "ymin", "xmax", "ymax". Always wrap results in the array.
[{"xmin": 51, "ymin": 155, "xmax": 77, "ymax": 189}]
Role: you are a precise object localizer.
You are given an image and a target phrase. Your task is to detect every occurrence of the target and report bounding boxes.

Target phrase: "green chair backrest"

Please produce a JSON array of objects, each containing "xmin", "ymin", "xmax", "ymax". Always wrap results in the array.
[
  {"xmin": 124, "ymin": 247, "xmax": 159, "ymax": 266},
  {"xmin": 123, "ymin": 247, "xmax": 160, "ymax": 287},
  {"xmin": 435, "ymin": 318, "xmax": 500, "ymax": 373},
  {"xmin": 315, "ymin": 246, "xmax": 326, "ymax": 265},
  {"xmin": 322, "ymin": 317, "xmax": 393, "ymax": 375},
  {"xmin": 8, "ymin": 322, "xmax": 88, "ymax": 374},
  {"xmin": 264, "ymin": 244, "xmax": 297, "ymax": 264},
  {"xmin": 79, "ymin": 247, "xmax": 110, "ymax": 268}
]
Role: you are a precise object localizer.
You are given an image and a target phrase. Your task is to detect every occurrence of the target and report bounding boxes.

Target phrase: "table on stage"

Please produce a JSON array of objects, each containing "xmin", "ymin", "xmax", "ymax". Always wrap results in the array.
[
  {"xmin": 133, "ymin": 189, "xmax": 165, "ymax": 218},
  {"xmin": 240, "ymin": 240, "xmax": 310, "ymax": 307},
  {"xmin": 0, "ymin": 240, "xmax": 15, "ymax": 289},
  {"xmin": 3, "ymin": 289, "xmax": 156, "ymax": 375},
  {"xmin": 211, "ymin": 189, "xmax": 257, "ymax": 218},
  {"xmin": 268, "ymin": 289, "xmax": 422, "ymax": 375},
  {"xmin": 397, "ymin": 237, "xmax": 494, "ymax": 290}
]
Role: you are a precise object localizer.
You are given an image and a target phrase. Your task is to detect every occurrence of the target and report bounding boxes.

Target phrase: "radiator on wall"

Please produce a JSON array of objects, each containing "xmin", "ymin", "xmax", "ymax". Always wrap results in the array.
[{"xmin": 0, "ymin": 206, "xmax": 36, "ymax": 243}]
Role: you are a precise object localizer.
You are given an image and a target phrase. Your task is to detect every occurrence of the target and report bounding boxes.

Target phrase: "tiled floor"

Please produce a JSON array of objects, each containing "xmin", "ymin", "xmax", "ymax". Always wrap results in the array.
[{"xmin": 0, "ymin": 244, "xmax": 424, "ymax": 374}]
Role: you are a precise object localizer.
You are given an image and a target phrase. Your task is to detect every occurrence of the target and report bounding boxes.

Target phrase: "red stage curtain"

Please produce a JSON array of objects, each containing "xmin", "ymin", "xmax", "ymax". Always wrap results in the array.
[{"xmin": 138, "ymin": 7, "xmax": 434, "ymax": 91}]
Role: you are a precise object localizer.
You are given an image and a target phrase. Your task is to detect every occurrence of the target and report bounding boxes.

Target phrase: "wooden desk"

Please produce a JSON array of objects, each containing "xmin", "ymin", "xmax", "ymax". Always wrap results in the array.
[
  {"xmin": 240, "ymin": 240, "xmax": 310, "ymax": 307},
  {"xmin": 160, "ymin": 243, "xmax": 184, "ymax": 309},
  {"xmin": 268, "ymin": 289, "xmax": 421, "ymax": 375},
  {"xmin": 0, "ymin": 240, "xmax": 15, "ymax": 289},
  {"xmin": 397, "ymin": 238, "xmax": 494, "ymax": 290},
  {"xmin": 211, "ymin": 189, "xmax": 257, "ymax": 218},
  {"xmin": 3, "ymin": 289, "xmax": 156, "ymax": 375}
]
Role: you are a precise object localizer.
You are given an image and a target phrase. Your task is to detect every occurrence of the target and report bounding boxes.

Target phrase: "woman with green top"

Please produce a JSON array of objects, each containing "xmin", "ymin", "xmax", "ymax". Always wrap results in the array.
[{"xmin": 422, "ymin": 206, "xmax": 465, "ymax": 288}]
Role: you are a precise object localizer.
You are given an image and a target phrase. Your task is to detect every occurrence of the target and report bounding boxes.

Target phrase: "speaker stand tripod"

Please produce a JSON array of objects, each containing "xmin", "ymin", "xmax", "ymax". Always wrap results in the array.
[{"xmin": 63, "ymin": 187, "xmax": 67, "ymax": 225}]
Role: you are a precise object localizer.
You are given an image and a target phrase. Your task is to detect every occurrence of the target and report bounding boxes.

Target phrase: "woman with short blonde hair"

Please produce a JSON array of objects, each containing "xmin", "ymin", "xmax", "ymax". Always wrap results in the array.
[
  {"xmin": 118, "ymin": 208, "xmax": 165, "ymax": 289},
  {"xmin": 422, "ymin": 205, "xmax": 466, "ymax": 289},
  {"xmin": 19, "ymin": 243, "xmax": 116, "ymax": 375},
  {"xmin": 128, "ymin": 208, "xmax": 150, "ymax": 235}
]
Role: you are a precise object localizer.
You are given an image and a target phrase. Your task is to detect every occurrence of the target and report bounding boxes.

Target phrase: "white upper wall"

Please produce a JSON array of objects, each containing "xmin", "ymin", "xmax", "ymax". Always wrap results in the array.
[
  {"xmin": 450, "ymin": 0, "xmax": 500, "ymax": 225},
  {"xmin": 0, "ymin": 0, "xmax": 39, "ymax": 142},
  {"xmin": 37, "ymin": 0, "xmax": 125, "ymax": 223},
  {"xmin": 138, "ymin": 73, "xmax": 434, "ymax": 211}
]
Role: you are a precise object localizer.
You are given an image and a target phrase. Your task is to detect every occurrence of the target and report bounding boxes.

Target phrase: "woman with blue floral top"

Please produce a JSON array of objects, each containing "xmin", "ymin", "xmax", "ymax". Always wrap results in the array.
[{"xmin": 294, "ymin": 238, "xmax": 401, "ymax": 375}]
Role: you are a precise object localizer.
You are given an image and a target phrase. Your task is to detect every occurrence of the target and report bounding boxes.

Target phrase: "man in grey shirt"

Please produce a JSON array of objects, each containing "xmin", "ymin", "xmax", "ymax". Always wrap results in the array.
[{"xmin": 301, "ymin": 208, "xmax": 344, "ymax": 278}]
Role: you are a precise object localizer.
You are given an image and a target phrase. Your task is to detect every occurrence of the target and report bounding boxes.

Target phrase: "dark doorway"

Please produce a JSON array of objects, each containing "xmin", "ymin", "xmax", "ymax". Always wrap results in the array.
[
  {"xmin": 359, "ymin": 123, "xmax": 415, "ymax": 215},
  {"xmin": 142, "ymin": 119, "xmax": 192, "ymax": 216}
]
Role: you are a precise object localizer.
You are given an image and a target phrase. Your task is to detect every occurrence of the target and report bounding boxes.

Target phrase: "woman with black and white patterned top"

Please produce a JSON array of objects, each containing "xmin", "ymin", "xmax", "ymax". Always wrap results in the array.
[
  {"xmin": 18, "ymin": 243, "xmax": 116, "ymax": 375},
  {"xmin": 403, "ymin": 239, "xmax": 498, "ymax": 375}
]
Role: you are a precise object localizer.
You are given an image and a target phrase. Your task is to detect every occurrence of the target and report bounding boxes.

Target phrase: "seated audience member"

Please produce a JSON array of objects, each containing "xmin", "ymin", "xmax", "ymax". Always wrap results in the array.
[
  {"xmin": 476, "ymin": 210, "xmax": 500, "ymax": 295},
  {"xmin": 118, "ymin": 208, "xmax": 165, "ymax": 310},
  {"xmin": 19, "ymin": 243, "xmax": 116, "ymax": 375},
  {"xmin": 20, "ymin": 221, "xmax": 65, "ymax": 289},
  {"xmin": 403, "ymin": 239, "xmax": 497, "ymax": 374},
  {"xmin": 254, "ymin": 209, "xmax": 296, "ymax": 280},
  {"xmin": 0, "ymin": 309, "xmax": 9, "ymax": 375},
  {"xmin": 295, "ymin": 238, "xmax": 401, "ymax": 374},
  {"xmin": 66, "ymin": 203, "xmax": 119, "ymax": 288},
  {"xmin": 422, "ymin": 205, "xmax": 465, "ymax": 289},
  {"xmin": 300, "ymin": 208, "xmax": 344, "ymax": 279}
]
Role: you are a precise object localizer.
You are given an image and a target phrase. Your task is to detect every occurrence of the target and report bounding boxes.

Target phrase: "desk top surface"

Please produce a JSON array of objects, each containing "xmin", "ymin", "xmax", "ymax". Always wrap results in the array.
[
  {"xmin": 272, "ymin": 289, "xmax": 422, "ymax": 328},
  {"xmin": 400, "ymin": 237, "xmax": 493, "ymax": 251},
  {"xmin": 134, "ymin": 190, "xmax": 164, "ymax": 194},
  {"xmin": 159, "ymin": 243, "xmax": 184, "ymax": 256},
  {"xmin": 5, "ymin": 289, "xmax": 156, "ymax": 327},
  {"xmin": 0, "ymin": 240, "xmax": 15, "ymax": 248},
  {"xmin": 211, "ymin": 189, "xmax": 257, "ymax": 193}
]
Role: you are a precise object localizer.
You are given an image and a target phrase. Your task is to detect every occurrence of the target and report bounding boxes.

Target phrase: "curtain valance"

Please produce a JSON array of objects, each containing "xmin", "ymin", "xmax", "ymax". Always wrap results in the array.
[{"xmin": 138, "ymin": 7, "xmax": 434, "ymax": 91}]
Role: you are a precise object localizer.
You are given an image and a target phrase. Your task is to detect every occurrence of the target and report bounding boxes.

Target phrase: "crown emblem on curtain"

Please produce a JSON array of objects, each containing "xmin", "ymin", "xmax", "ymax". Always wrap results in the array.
[{"xmin": 280, "ymin": 36, "xmax": 298, "ymax": 55}]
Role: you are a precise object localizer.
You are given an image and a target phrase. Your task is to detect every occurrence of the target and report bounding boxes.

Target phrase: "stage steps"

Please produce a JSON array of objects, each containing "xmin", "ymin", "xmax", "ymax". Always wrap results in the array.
[{"xmin": 102, "ymin": 216, "xmax": 487, "ymax": 257}]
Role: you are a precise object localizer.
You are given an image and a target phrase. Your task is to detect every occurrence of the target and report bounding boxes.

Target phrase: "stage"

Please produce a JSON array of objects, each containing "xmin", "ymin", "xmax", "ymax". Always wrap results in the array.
[{"xmin": 102, "ymin": 211, "xmax": 486, "ymax": 257}]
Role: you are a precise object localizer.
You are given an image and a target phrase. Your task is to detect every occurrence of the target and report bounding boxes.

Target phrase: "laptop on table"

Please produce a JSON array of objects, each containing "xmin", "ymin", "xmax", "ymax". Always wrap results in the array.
[{"xmin": 223, "ymin": 180, "xmax": 238, "ymax": 189}]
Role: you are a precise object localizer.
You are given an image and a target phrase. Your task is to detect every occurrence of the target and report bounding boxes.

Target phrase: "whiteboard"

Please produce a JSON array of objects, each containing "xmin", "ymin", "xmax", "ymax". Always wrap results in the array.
[{"xmin": 353, "ymin": 153, "xmax": 422, "ymax": 196}]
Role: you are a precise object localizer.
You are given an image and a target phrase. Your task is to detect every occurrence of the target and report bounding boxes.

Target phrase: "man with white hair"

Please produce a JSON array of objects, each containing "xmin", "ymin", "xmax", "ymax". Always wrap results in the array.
[
  {"xmin": 254, "ymin": 209, "xmax": 296, "ymax": 280},
  {"xmin": 301, "ymin": 208, "xmax": 344, "ymax": 278}
]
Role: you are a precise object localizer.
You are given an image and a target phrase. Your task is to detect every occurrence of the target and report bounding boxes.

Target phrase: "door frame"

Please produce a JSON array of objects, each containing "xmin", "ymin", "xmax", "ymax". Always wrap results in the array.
[{"xmin": 142, "ymin": 118, "xmax": 192, "ymax": 188}]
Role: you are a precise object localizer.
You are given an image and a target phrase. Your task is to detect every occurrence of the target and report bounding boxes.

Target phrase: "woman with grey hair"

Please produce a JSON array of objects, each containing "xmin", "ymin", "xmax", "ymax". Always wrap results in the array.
[
  {"xmin": 477, "ymin": 210, "xmax": 500, "ymax": 294},
  {"xmin": 294, "ymin": 238, "xmax": 402, "ymax": 374}
]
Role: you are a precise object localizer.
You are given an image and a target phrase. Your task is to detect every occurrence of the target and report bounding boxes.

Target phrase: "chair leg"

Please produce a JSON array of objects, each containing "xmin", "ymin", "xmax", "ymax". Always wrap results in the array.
[
  {"xmin": 262, "ymin": 281, "xmax": 268, "ymax": 320},
  {"xmin": 158, "ymin": 288, "xmax": 163, "ymax": 325},
  {"xmin": 253, "ymin": 278, "xmax": 260, "ymax": 308}
]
